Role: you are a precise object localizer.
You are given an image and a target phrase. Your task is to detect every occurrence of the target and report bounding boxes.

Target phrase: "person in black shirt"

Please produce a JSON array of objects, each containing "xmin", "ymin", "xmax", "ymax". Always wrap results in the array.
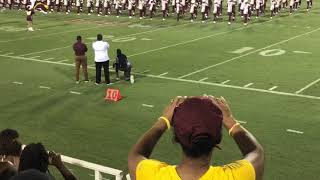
[{"xmin": 113, "ymin": 49, "xmax": 132, "ymax": 81}]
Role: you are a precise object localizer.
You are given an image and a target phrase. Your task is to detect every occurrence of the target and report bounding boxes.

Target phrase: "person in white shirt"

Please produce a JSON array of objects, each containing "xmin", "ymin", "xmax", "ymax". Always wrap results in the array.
[{"xmin": 92, "ymin": 34, "xmax": 111, "ymax": 85}]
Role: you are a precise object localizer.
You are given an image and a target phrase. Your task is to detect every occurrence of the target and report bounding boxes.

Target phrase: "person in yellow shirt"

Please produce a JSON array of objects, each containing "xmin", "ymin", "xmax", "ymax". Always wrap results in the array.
[{"xmin": 128, "ymin": 96, "xmax": 265, "ymax": 180}]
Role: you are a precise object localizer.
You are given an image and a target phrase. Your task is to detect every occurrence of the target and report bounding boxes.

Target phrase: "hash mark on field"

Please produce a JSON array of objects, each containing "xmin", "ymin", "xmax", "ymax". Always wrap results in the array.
[
  {"xmin": 12, "ymin": 81, "xmax": 23, "ymax": 85},
  {"xmin": 286, "ymin": 129, "xmax": 304, "ymax": 134},
  {"xmin": 295, "ymin": 78, "xmax": 320, "ymax": 94},
  {"xmin": 231, "ymin": 47, "xmax": 254, "ymax": 54},
  {"xmin": 142, "ymin": 104, "xmax": 154, "ymax": 108},
  {"xmin": 70, "ymin": 91, "xmax": 81, "ymax": 95},
  {"xmin": 199, "ymin": 77, "xmax": 208, "ymax": 82},
  {"xmin": 43, "ymin": 57, "xmax": 54, "ymax": 61},
  {"xmin": 221, "ymin": 80, "xmax": 230, "ymax": 84},
  {"xmin": 237, "ymin": 120, "xmax": 247, "ymax": 124},
  {"xmin": 39, "ymin": 86, "xmax": 51, "ymax": 89},
  {"xmin": 268, "ymin": 86, "xmax": 278, "ymax": 91},
  {"xmin": 3, "ymin": 52, "xmax": 14, "ymax": 55},
  {"xmin": 30, "ymin": 56, "xmax": 41, "ymax": 59},
  {"xmin": 293, "ymin": 51, "xmax": 312, "ymax": 54},
  {"xmin": 57, "ymin": 59, "xmax": 69, "ymax": 63},
  {"xmin": 244, "ymin": 83, "xmax": 254, "ymax": 88},
  {"xmin": 158, "ymin": 72, "xmax": 168, "ymax": 76}
]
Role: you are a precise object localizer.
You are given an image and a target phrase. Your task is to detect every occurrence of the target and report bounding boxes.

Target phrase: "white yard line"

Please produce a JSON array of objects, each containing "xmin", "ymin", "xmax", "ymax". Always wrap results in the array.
[
  {"xmin": 39, "ymin": 86, "xmax": 51, "ymax": 89},
  {"xmin": 268, "ymin": 86, "xmax": 278, "ymax": 91},
  {"xmin": 12, "ymin": 81, "xmax": 23, "ymax": 85},
  {"xmin": 243, "ymin": 83, "xmax": 254, "ymax": 88},
  {"xmin": 20, "ymin": 46, "xmax": 70, "ymax": 57},
  {"xmin": 142, "ymin": 104, "xmax": 154, "ymax": 108},
  {"xmin": 286, "ymin": 129, "xmax": 304, "ymax": 134},
  {"xmin": 3, "ymin": 52, "xmax": 14, "ymax": 55},
  {"xmin": 70, "ymin": 91, "xmax": 81, "ymax": 95},
  {"xmin": 295, "ymin": 78, "xmax": 320, "ymax": 94},
  {"xmin": 57, "ymin": 59, "xmax": 69, "ymax": 63},
  {"xmin": 293, "ymin": 51, "xmax": 312, "ymax": 54},
  {"xmin": 42, "ymin": 57, "xmax": 55, "ymax": 61},
  {"xmin": 29, "ymin": 56, "xmax": 41, "ymax": 59},
  {"xmin": 2, "ymin": 54, "xmax": 320, "ymax": 100},
  {"xmin": 178, "ymin": 27, "xmax": 320, "ymax": 79},
  {"xmin": 199, "ymin": 77, "xmax": 208, "ymax": 82},
  {"xmin": 158, "ymin": 72, "xmax": 168, "ymax": 76},
  {"xmin": 17, "ymin": 22, "xmax": 190, "ymax": 56},
  {"xmin": 221, "ymin": 80, "xmax": 230, "ymax": 84}
]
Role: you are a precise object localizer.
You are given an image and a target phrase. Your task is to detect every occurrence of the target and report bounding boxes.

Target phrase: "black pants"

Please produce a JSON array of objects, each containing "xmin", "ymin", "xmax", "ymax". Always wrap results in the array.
[
  {"xmin": 95, "ymin": 61, "xmax": 110, "ymax": 84},
  {"xmin": 115, "ymin": 63, "xmax": 132, "ymax": 80}
]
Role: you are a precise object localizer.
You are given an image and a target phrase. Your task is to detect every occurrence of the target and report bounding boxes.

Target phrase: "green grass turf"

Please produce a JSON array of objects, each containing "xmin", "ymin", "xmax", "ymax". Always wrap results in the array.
[{"xmin": 0, "ymin": 4, "xmax": 320, "ymax": 180}]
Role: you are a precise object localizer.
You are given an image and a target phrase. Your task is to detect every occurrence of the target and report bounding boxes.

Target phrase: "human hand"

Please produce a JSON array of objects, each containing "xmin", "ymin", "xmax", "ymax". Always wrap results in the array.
[
  {"xmin": 206, "ymin": 96, "xmax": 237, "ymax": 128},
  {"xmin": 161, "ymin": 96, "xmax": 186, "ymax": 122},
  {"xmin": 48, "ymin": 151, "xmax": 64, "ymax": 168}
]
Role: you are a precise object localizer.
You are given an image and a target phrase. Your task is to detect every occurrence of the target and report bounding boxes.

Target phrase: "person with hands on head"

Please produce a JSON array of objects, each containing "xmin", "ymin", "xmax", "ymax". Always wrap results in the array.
[{"xmin": 128, "ymin": 96, "xmax": 264, "ymax": 180}]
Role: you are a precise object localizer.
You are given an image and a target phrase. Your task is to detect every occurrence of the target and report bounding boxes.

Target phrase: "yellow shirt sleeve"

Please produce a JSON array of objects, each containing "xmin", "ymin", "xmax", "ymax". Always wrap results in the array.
[
  {"xmin": 222, "ymin": 160, "xmax": 256, "ymax": 180},
  {"xmin": 136, "ymin": 159, "xmax": 169, "ymax": 180}
]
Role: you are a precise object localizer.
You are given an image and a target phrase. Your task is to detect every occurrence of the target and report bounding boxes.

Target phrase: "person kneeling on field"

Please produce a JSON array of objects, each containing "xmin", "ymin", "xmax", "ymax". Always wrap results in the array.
[{"xmin": 113, "ymin": 49, "xmax": 132, "ymax": 81}]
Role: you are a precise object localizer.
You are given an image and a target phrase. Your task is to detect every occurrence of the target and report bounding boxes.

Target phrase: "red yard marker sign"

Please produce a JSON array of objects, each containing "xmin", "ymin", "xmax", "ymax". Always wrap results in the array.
[{"xmin": 105, "ymin": 88, "xmax": 121, "ymax": 101}]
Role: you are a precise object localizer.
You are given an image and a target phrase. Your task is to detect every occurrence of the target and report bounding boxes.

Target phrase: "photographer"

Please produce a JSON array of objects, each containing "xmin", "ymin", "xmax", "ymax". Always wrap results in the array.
[
  {"xmin": 113, "ymin": 49, "xmax": 132, "ymax": 82},
  {"xmin": 18, "ymin": 143, "xmax": 77, "ymax": 180}
]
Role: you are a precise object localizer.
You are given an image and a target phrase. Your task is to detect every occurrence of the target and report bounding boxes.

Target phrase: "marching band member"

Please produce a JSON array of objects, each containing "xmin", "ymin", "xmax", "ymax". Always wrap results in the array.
[
  {"xmin": 87, "ymin": 0, "xmax": 93, "ymax": 15},
  {"xmin": 176, "ymin": 0, "xmax": 182, "ymax": 20},
  {"xmin": 96, "ymin": 0, "xmax": 103, "ymax": 15},
  {"xmin": 227, "ymin": 0, "xmax": 236, "ymax": 24},
  {"xmin": 128, "ymin": 0, "xmax": 135, "ymax": 18},
  {"xmin": 189, "ymin": 0, "xmax": 198, "ymax": 22},
  {"xmin": 289, "ymin": 0, "xmax": 294, "ymax": 14},
  {"xmin": 212, "ymin": 0, "xmax": 221, "ymax": 23},
  {"xmin": 306, "ymin": 0, "xmax": 311, "ymax": 11},
  {"xmin": 270, "ymin": 0, "xmax": 275, "ymax": 18},
  {"xmin": 161, "ymin": 0, "xmax": 168, "ymax": 20},
  {"xmin": 64, "ymin": 0, "xmax": 71, "ymax": 14},
  {"xmin": 138, "ymin": 0, "xmax": 146, "ymax": 19},
  {"xmin": 115, "ymin": 0, "xmax": 121, "ymax": 17},
  {"xmin": 148, "ymin": 0, "xmax": 156, "ymax": 19},
  {"xmin": 241, "ymin": 0, "xmax": 249, "ymax": 25},
  {"xmin": 103, "ymin": 0, "xmax": 111, "ymax": 15},
  {"xmin": 76, "ymin": 0, "xmax": 83, "ymax": 15},
  {"xmin": 200, "ymin": 0, "xmax": 208, "ymax": 22}
]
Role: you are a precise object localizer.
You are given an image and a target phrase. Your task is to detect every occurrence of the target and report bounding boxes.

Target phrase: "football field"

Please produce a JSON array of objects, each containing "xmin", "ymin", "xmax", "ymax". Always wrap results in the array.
[{"xmin": 0, "ymin": 5, "xmax": 320, "ymax": 180}]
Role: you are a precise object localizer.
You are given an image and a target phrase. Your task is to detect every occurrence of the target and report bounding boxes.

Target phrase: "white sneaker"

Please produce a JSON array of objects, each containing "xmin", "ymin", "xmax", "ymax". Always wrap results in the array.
[
  {"xmin": 244, "ymin": 23, "xmax": 247, "ymax": 26},
  {"xmin": 139, "ymin": 17, "xmax": 142, "ymax": 19},
  {"xmin": 76, "ymin": 81, "xmax": 80, "ymax": 84},
  {"xmin": 88, "ymin": 13, "xmax": 91, "ymax": 15},
  {"xmin": 228, "ymin": 21, "xmax": 231, "ymax": 25},
  {"xmin": 129, "ymin": 16, "xmax": 132, "ymax": 18},
  {"xmin": 130, "ymin": 75, "xmax": 135, "ymax": 84},
  {"xmin": 98, "ymin": 14, "xmax": 100, "ymax": 16},
  {"xmin": 190, "ymin": 19, "xmax": 193, "ymax": 22},
  {"xmin": 116, "ymin": 15, "xmax": 119, "ymax": 18},
  {"xmin": 270, "ymin": 16, "xmax": 273, "ymax": 19},
  {"xmin": 163, "ymin": 18, "xmax": 166, "ymax": 20},
  {"xmin": 213, "ymin": 21, "xmax": 216, "ymax": 23},
  {"xmin": 116, "ymin": 77, "xmax": 120, "ymax": 80},
  {"xmin": 77, "ymin": 13, "xmax": 80, "ymax": 15}
]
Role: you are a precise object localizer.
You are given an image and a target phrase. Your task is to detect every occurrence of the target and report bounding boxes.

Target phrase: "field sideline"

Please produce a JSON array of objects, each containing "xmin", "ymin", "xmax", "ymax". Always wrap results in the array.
[{"xmin": 0, "ymin": 4, "xmax": 320, "ymax": 180}]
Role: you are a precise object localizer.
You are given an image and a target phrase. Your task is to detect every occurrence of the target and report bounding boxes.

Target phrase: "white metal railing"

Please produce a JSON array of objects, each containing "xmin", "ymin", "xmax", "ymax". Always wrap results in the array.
[{"xmin": 61, "ymin": 155, "xmax": 124, "ymax": 180}]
